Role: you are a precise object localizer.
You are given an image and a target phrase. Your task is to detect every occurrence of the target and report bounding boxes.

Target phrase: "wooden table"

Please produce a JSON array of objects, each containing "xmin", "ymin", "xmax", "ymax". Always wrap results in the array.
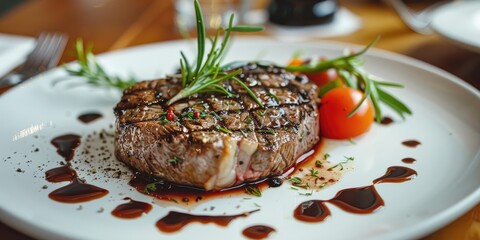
[{"xmin": 0, "ymin": 0, "xmax": 478, "ymax": 239}]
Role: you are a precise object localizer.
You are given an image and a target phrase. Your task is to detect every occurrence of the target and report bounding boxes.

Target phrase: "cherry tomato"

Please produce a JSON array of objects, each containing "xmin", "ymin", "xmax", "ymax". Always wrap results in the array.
[
  {"xmin": 288, "ymin": 57, "xmax": 338, "ymax": 88},
  {"xmin": 319, "ymin": 88, "xmax": 374, "ymax": 139},
  {"xmin": 305, "ymin": 69, "xmax": 338, "ymax": 88}
]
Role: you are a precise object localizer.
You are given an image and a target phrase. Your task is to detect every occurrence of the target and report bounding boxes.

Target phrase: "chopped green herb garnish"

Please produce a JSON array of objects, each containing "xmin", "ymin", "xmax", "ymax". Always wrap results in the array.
[
  {"xmin": 257, "ymin": 110, "xmax": 265, "ymax": 117},
  {"xmin": 323, "ymin": 153, "xmax": 330, "ymax": 160},
  {"xmin": 216, "ymin": 125, "xmax": 232, "ymax": 134},
  {"xmin": 169, "ymin": 156, "xmax": 182, "ymax": 165},
  {"xmin": 267, "ymin": 92, "xmax": 279, "ymax": 103},
  {"xmin": 200, "ymin": 111, "xmax": 208, "ymax": 118},
  {"xmin": 318, "ymin": 182, "xmax": 328, "ymax": 188},
  {"xmin": 309, "ymin": 168, "xmax": 319, "ymax": 177},
  {"xmin": 299, "ymin": 190, "xmax": 313, "ymax": 196},
  {"xmin": 144, "ymin": 182, "xmax": 158, "ymax": 194},
  {"xmin": 315, "ymin": 160, "xmax": 323, "ymax": 168},
  {"xmin": 181, "ymin": 111, "xmax": 195, "ymax": 120},
  {"xmin": 328, "ymin": 156, "xmax": 354, "ymax": 171},
  {"xmin": 297, "ymin": 183, "xmax": 310, "ymax": 189},
  {"xmin": 244, "ymin": 117, "xmax": 253, "ymax": 124},
  {"xmin": 159, "ymin": 113, "xmax": 172, "ymax": 124},
  {"xmin": 210, "ymin": 111, "xmax": 224, "ymax": 121},
  {"xmin": 245, "ymin": 185, "xmax": 262, "ymax": 197},
  {"xmin": 289, "ymin": 177, "xmax": 302, "ymax": 185}
]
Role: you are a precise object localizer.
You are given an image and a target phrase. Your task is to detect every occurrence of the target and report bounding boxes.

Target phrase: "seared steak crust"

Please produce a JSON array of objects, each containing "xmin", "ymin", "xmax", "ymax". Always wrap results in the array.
[{"xmin": 114, "ymin": 63, "xmax": 319, "ymax": 190}]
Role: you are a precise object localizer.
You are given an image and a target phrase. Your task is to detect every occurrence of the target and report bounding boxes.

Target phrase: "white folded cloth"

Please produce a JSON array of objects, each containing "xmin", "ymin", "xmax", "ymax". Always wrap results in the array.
[{"xmin": 0, "ymin": 33, "xmax": 35, "ymax": 77}]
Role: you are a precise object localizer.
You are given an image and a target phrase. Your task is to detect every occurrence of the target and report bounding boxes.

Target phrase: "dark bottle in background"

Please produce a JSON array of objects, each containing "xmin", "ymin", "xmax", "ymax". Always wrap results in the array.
[{"xmin": 268, "ymin": 0, "xmax": 338, "ymax": 26}]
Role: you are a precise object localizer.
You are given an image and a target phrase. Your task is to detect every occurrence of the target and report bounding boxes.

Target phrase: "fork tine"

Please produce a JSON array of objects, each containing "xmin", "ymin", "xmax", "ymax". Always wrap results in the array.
[
  {"xmin": 20, "ymin": 33, "xmax": 51, "ymax": 70},
  {"xmin": 0, "ymin": 32, "xmax": 68, "ymax": 88},
  {"xmin": 44, "ymin": 33, "xmax": 68, "ymax": 69},
  {"xmin": 20, "ymin": 33, "xmax": 68, "ymax": 77}
]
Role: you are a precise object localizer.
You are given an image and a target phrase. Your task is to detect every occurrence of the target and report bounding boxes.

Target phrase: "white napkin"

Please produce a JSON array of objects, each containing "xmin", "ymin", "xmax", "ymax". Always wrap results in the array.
[{"xmin": 0, "ymin": 33, "xmax": 35, "ymax": 77}]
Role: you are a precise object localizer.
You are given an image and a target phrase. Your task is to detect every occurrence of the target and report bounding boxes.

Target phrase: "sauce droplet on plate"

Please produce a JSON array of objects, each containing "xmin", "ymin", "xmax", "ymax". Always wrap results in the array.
[
  {"xmin": 48, "ymin": 178, "xmax": 108, "ymax": 203},
  {"xmin": 78, "ymin": 112, "xmax": 103, "ymax": 124},
  {"xmin": 294, "ymin": 200, "xmax": 330, "ymax": 222},
  {"xmin": 328, "ymin": 185, "xmax": 384, "ymax": 214},
  {"xmin": 51, "ymin": 134, "xmax": 81, "ymax": 161},
  {"xmin": 111, "ymin": 197, "xmax": 152, "ymax": 219},
  {"xmin": 380, "ymin": 117, "xmax": 394, "ymax": 125},
  {"xmin": 45, "ymin": 165, "xmax": 77, "ymax": 183},
  {"xmin": 401, "ymin": 157, "xmax": 416, "ymax": 164},
  {"xmin": 373, "ymin": 166, "xmax": 417, "ymax": 184},
  {"xmin": 156, "ymin": 209, "xmax": 259, "ymax": 233},
  {"xmin": 402, "ymin": 140, "xmax": 421, "ymax": 148},
  {"xmin": 242, "ymin": 225, "xmax": 276, "ymax": 239}
]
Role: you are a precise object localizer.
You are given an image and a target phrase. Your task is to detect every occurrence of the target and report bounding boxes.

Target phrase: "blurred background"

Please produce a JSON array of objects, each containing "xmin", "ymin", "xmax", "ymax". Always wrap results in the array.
[
  {"xmin": 0, "ymin": 0, "xmax": 479, "ymax": 239},
  {"xmin": 0, "ymin": 0, "xmax": 478, "ymax": 88}
]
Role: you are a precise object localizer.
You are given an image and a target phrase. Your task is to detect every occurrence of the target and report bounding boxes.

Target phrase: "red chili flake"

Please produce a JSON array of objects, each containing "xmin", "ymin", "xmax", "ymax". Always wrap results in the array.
[{"xmin": 194, "ymin": 112, "xmax": 200, "ymax": 119}]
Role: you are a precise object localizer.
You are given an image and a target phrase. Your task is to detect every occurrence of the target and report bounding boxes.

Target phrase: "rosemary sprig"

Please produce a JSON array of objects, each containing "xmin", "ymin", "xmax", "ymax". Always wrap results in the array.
[
  {"xmin": 285, "ymin": 37, "xmax": 412, "ymax": 122},
  {"xmin": 64, "ymin": 39, "xmax": 136, "ymax": 90},
  {"xmin": 167, "ymin": 0, "xmax": 264, "ymax": 107}
]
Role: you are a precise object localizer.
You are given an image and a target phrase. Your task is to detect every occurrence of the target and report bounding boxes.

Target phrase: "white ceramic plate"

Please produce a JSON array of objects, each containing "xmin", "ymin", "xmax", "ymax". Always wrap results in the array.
[
  {"xmin": 431, "ymin": 1, "xmax": 480, "ymax": 53},
  {"xmin": 0, "ymin": 38, "xmax": 479, "ymax": 240}
]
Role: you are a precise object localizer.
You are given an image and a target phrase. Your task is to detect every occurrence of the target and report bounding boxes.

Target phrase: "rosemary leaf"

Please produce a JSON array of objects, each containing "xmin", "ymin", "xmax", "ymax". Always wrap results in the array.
[
  {"xmin": 167, "ymin": 0, "xmax": 264, "ymax": 107},
  {"xmin": 228, "ymin": 25, "xmax": 264, "ymax": 32},
  {"xmin": 245, "ymin": 185, "xmax": 262, "ymax": 197},
  {"xmin": 284, "ymin": 36, "xmax": 411, "ymax": 122},
  {"xmin": 63, "ymin": 38, "xmax": 136, "ymax": 90}
]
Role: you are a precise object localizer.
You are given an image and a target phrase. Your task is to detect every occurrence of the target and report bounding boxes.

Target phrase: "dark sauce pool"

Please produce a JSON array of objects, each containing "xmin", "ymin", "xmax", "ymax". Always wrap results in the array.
[
  {"xmin": 46, "ymin": 134, "xmax": 109, "ymax": 203},
  {"xmin": 51, "ymin": 134, "xmax": 81, "ymax": 161},
  {"xmin": 294, "ymin": 166, "xmax": 417, "ymax": 222},
  {"xmin": 42, "ymin": 129, "xmax": 420, "ymax": 235},
  {"xmin": 48, "ymin": 178, "xmax": 109, "ymax": 203},
  {"xmin": 111, "ymin": 197, "xmax": 152, "ymax": 219},
  {"xmin": 156, "ymin": 209, "xmax": 259, "ymax": 233}
]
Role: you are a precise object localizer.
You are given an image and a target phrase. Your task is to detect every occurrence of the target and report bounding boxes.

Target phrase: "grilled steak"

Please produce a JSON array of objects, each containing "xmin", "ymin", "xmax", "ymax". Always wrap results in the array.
[{"xmin": 114, "ymin": 63, "xmax": 319, "ymax": 190}]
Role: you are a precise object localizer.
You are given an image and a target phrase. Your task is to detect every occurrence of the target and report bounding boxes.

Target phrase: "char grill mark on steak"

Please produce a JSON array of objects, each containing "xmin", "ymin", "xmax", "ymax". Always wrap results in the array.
[{"xmin": 114, "ymin": 63, "xmax": 319, "ymax": 190}]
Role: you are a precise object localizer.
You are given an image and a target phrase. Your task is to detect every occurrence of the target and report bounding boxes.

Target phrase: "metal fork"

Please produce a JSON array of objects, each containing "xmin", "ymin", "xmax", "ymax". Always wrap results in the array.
[{"xmin": 0, "ymin": 32, "xmax": 68, "ymax": 88}]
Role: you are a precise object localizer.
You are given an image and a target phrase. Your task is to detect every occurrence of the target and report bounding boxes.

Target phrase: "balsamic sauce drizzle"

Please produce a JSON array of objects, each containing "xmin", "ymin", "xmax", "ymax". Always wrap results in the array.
[
  {"xmin": 42, "ymin": 130, "xmax": 420, "ymax": 234},
  {"xmin": 294, "ymin": 166, "xmax": 417, "ymax": 222},
  {"xmin": 111, "ymin": 197, "xmax": 152, "ymax": 219},
  {"xmin": 156, "ymin": 209, "xmax": 259, "ymax": 232},
  {"xmin": 46, "ymin": 134, "xmax": 108, "ymax": 203}
]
